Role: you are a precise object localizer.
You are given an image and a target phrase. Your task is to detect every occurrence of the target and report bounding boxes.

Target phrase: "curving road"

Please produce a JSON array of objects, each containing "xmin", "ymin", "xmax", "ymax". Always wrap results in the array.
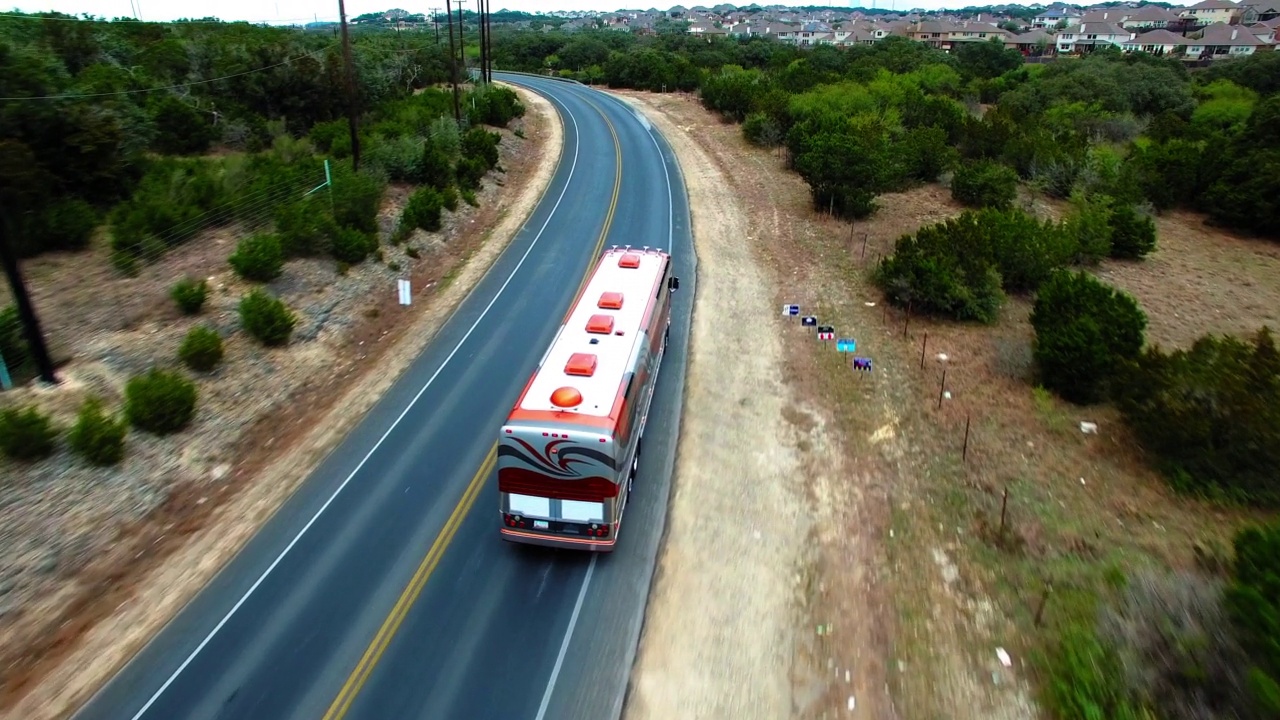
[{"xmin": 71, "ymin": 74, "xmax": 694, "ymax": 720}]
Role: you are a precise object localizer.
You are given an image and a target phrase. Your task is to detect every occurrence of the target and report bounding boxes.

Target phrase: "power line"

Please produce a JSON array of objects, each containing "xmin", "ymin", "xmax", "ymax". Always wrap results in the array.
[{"xmin": 0, "ymin": 11, "xmax": 342, "ymax": 25}]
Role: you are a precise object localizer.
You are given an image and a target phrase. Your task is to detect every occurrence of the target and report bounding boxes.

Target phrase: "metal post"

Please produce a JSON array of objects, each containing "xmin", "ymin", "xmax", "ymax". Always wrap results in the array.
[
  {"xmin": 962, "ymin": 414, "xmax": 971, "ymax": 462},
  {"xmin": 919, "ymin": 332, "xmax": 928, "ymax": 370},
  {"xmin": 937, "ymin": 369, "xmax": 946, "ymax": 410}
]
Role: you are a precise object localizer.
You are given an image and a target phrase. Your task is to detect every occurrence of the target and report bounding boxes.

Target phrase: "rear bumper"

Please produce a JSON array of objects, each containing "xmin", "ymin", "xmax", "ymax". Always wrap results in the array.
[{"xmin": 500, "ymin": 527, "xmax": 617, "ymax": 553}]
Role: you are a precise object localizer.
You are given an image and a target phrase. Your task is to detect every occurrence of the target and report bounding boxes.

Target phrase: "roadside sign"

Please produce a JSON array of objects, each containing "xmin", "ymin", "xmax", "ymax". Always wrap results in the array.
[
  {"xmin": 836, "ymin": 339, "xmax": 856, "ymax": 352},
  {"xmin": 782, "ymin": 304, "xmax": 800, "ymax": 316},
  {"xmin": 801, "ymin": 316, "xmax": 817, "ymax": 327},
  {"xmin": 853, "ymin": 357, "xmax": 873, "ymax": 372}
]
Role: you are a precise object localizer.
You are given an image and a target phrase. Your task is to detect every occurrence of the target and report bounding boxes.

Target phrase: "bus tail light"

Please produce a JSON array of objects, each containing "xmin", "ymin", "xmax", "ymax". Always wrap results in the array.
[
  {"xmin": 504, "ymin": 514, "xmax": 530, "ymax": 529},
  {"xmin": 586, "ymin": 523, "xmax": 611, "ymax": 538}
]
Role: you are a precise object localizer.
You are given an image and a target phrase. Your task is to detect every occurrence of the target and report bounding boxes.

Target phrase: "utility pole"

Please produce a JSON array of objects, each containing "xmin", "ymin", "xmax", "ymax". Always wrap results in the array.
[
  {"xmin": 337, "ymin": 0, "xmax": 361, "ymax": 171},
  {"xmin": 455, "ymin": 0, "xmax": 466, "ymax": 82},
  {"xmin": 484, "ymin": 0, "xmax": 494, "ymax": 81},
  {"xmin": 445, "ymin": 0, "xmax": 461, "ymax": 124},
  {"xmin": 477, "ymin": 0, "xmax": 486, "ymax": 85},
  {"xmin": 432, "ymin": 7, "xmax": 440, "ymax": 44},
  {"xmin": 0, "ymin": 221, "xmax": 58, "ymax": 385}
]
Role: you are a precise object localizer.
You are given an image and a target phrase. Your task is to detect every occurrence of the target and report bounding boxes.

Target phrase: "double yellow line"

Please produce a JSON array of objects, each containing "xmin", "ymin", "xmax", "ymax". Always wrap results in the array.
[{"xmin": 320, "ymin": 88, "xmax": 623, "ymax": 720}]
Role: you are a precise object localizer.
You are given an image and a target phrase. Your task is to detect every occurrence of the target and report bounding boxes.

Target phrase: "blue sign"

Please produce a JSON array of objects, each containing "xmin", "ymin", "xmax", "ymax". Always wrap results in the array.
[
  {"xmin": 782, "ymin": 304, "xmax": 800, "ymax": 317},
  {"xmin": 801, "ymin": 316, "xmax": 818, "ymax": 327},
  {"xmin": 836, "ymin": 339, "xmax": 857, "ymax": 353}
]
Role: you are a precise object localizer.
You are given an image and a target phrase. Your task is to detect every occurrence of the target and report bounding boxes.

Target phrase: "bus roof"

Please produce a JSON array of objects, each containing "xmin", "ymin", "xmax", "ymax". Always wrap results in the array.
[{"xmin": 513, "ymin": 247, "xmax": 670, "ymax": 422}]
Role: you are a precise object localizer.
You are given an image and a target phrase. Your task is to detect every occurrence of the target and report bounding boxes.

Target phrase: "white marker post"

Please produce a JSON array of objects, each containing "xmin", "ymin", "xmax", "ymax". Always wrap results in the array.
[{"xmin": 397, "ymin": 278, "xmax": 411, "ymax": 306}]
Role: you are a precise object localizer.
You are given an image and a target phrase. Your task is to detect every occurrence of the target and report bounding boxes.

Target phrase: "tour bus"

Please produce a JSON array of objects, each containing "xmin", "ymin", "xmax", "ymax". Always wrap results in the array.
[{"xmin": 497, "ymin": 245, "xmax": 680, "ymax": 551}]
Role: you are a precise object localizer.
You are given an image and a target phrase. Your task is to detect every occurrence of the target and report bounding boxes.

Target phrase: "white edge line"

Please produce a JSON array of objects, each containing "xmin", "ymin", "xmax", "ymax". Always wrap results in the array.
[
  {"xmin": 534, "ymin": 554, "xmax": 598, "ymax": 720},
  {"xmin": 124, "ymin": 79, "xmax": 583, "ymax": 720}
]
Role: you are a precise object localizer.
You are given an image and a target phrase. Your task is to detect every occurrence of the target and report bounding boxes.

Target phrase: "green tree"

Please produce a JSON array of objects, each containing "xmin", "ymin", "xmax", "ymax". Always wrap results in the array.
[
  {"xmin": 1225, "ymin": 520, "xmax": 1280, "ymax": 715},
  {"xmin": 1031, "ymin": 269, "xmax": 1147, "ymax": 405}
]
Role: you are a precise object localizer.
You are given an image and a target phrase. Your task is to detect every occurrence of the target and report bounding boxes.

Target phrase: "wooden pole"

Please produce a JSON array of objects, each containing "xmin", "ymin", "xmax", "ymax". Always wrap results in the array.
[
  {"xmin": 937, "ymin": 368, "xmax": 946, "ymax": 409},
  {"xmin": 0, "ymin": 222, "xmax": 57, "ymax": 384},
  {"xmin": 999, "ymin": 487, "xmax": 1009, "ymax": 537},
  {"xmin": 445, "ymin": 0, "xmax": 461, "ymax": 124},
  {"xmin": 902, "ymin": 300, "xmax": 911, "ymax": 339},
  {"xmin": 919, "ymin": 332, "xmax": 928, "ymax": 370},
  {"xmin": 962, "ymin": 414, "xmax": 971, "ymax": 462},
  {"xmin": 1034, "ymin": 583, "xmax": 1054, "ymax": 627},
  {"xmin": 337, "ymin": 0, "xmax": 361, "ymax": 171},
  {"xmin": 860, "ymin": 232, "xmax": 868, "ymax": 260}
]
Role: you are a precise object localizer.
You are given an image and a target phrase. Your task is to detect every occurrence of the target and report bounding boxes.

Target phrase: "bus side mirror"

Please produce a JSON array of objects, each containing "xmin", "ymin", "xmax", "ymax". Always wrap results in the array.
[{"xmin": 668, "ymin": 276, "xmax": 680, "ymax": 292}]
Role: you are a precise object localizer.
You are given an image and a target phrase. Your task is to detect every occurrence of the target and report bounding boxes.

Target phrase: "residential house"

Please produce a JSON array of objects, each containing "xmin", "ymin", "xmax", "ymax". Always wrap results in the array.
[
  {"xmin": 1056, "ymin": 21, "xmax": 1134, "ymax": 53},
  {"xmin": 1119, "ymin": 4, "xmax": 1181, "ymax": 29},
  {"xmin": 1120, "ymin": 28, "xmax": 1190, "ymax": 53},
  {"xmin": 949, "ymin": 23, "xmax": 1016, "ymax": 46},
  {"xmin": 1242, "ymin": 1, "xmax": 1280, "ymax": 22},
  {"xmin": 906, "ymin": 19, "xmax": 966, "ymax": 49},
  {"xmin": 1249, "ymin": 22, "xmax": 1277, "ymax": 42},
  {"xmin": 1179, "ymin": 0, "xmax": 1243, "ymax": 26},
  {"xmin": 1005, "ymin": 28, "xmax": 1057, "ymax": 55},
  {"xmin": 1185, "ymin": 20, "xmax": 1272, "ymax": 55},
  {"xmin": 1033, "ymin": 5, "xmax": 1083, "ymax": 28}
]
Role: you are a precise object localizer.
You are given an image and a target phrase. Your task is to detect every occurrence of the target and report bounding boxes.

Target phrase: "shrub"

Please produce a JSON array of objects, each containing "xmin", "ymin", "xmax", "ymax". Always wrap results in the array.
[
  {"xmin": 1116, "ymin": 327, "xmax": 1280, "ymax": 505},
  {"xmin": 365, "ymin": 135, "xmax": 425, "ymax": 184},
  {"xmin": 743, "ymin": 112, "xmax": 783, "ymax": 147},
  {"xmin": 1224, "ymin": 520, "xmax": 1280, "ymax": 715},
  {"xmin": 461, "ymin": 188, "xmax": 479, "ymax": 207},
  {"xmin": 1109, "ymin": 204, "xmax": 1158, "ymax": 260},
  {"xmin": 228, "ymin": 233, "xmax": 285, "ymax": 282},
  {"xmin": 1044, "ymin": 623, "xmax": 1144, "ymax": 720},
  {"xmin": 402, "ymin": 187, "xmax": 445, "ymax": 233},
  {"xmin": 951, "ymin": 159, "xmax": 1019, "ymax": 209},
  {"xmin": 178, "ymin": 325, "xmax": 224, "ymax": 372},
  {"xmin": 330, "ymin": 165, "xmax": 386, "ymax": 233},
  {"xmin": 875, "ymin": 214, "xmax": 1006, "ymax": 323},
  {"xmin": 124, "ymin": 368, "xmax": 198, "ymax": 435},
  {"xmin": 67, "ymin": 396, "xmax": 127, "ymax": 466},
  {"xmin": 274, "ymin": 200, "xmax": 336, "ymax": 258},
  {"xmin": 420, "ymin": 143, "xmax": 454, "ymax": 190},
  {"xmin": 238, "ymin": 288, "xmax": 297, "ymax": 347},
  {"xmin": 1061, "ymin": 191, "xmax": 1115, "ymax": 264},
  {"xmin": 456, "ymin": 156, "xmax": 488, "ymax": 191},
  {"xmin": 170, "ymin": 277, "xmax": 208, "ymax": 315},
  {"xmin": 461, "ymin": 126, "xmax": 501, "ymax": 170},
  {"xmin": 1031, "ymin": 269, "xmax": 1147, "ymax": 405},
  {"xmin": 0, "ymin": 404, "xmax": 58, "ymax": 461},
  {"xmin": 1098, "ymin": 568, "xmax": 1257, "ymax": 719},
  {"xmin": 440, "ymin": 184, "xmax": 460, "ymax": 212},
  {"xmin": 329, "ymin": 226, "xmax": 378, "ymax": 265},
  {"xmin": 900, "ymin": 126, "xmax": 957, "ymax": 184}
]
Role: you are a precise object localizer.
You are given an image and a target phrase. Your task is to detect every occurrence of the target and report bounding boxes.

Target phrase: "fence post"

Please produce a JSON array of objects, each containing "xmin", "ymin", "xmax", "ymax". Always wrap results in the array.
[{"xmin": 0, "ymin": 351, "xmax": 11, "ymax": 391}]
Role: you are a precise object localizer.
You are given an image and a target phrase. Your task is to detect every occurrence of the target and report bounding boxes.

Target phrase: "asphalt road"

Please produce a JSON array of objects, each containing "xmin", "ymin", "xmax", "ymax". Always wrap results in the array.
[{"xmin": 71, "ymin": 75, "xmax": 695, "ymax": 720}]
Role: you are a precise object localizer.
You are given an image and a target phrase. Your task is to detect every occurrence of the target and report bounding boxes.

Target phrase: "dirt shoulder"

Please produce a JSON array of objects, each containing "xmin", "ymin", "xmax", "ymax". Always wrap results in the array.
[
  {"xmin": 612, "ymin": 93, "xmax": 894, "ymax": 719},
  {"xmin": 0, "ymin": 83, "xmax": 561, "ymax": 720}
]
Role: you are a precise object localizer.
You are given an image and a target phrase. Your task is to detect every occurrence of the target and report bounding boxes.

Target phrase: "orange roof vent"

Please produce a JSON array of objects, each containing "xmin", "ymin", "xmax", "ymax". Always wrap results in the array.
[
  {"xmin": 550, "ymin": 386, "xmax": 583, "ymax": 408},
  {"xmin": 565, "ymin": 352, "xmax": 598, "ymax": 377},
  {"xmin": 618, "ymin": 253, "xmax": 642, "ymax": 269},
  {"xmin": 598, "ymin": 291, "xmax": 624, "ymax": 310},
  {"xmin": 586, "ymin": 314, "xmax": 615, "ymax": 334}
]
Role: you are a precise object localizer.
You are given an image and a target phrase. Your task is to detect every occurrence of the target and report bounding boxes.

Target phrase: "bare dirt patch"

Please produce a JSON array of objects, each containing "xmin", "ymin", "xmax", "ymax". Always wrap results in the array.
[
  {"xmin": 0, "ymin": 82, "xmax": 561, "ymax": 720},
  {"xmin": 612, "ymin": 92, "xmax": 1276, "ymax": 720}
]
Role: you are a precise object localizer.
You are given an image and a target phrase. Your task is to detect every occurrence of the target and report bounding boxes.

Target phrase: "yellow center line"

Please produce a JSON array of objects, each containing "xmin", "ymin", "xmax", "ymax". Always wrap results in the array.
[{"xmin": 320, "ymin": 87, "xmax": 624, "ymax": 720}]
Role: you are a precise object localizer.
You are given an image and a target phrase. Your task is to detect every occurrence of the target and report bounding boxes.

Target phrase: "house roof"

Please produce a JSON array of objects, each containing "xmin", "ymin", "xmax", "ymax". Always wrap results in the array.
[
  {"xmin": 1007, "ymin": 28, "xmax": 1055, "ymax": 43},
  {"xmin": 1081, "ymin": 9, "xmax": 1129, "ymax": 23},
  {"xmin": 1070, "ymin": 21, "xmax": 1133, "ymax": 36},
  {"xmin": 1195, "ymin": 20, "xmax": 1270, "ymax": 42},
  {"xmin": 1124, "ymin": 28, "xmax": 1189, "ymax": 43},
  {"xmin": 1186, "ymin": 0, "xmax": 1238, "ymax": 9},
  {"xmin": 1123, "ymin": 4, "xmax": 1181, "ymax": 21}
]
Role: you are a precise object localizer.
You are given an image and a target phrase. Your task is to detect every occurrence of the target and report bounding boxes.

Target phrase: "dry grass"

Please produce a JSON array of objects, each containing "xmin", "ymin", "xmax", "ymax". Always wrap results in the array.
[{"xmin": 613, "ymin": 90, "xmax": 1276, "ymax": 720}]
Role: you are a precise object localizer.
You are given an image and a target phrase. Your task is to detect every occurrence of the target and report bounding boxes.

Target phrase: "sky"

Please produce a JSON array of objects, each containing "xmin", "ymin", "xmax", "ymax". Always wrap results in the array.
[{"xmin": 5, "ymin": 0, "xmax": 1199, "ymax": 23}]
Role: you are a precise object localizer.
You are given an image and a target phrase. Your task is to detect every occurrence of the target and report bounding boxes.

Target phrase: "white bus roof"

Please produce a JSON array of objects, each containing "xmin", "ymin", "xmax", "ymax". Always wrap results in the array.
[{"xmin": 517, "ymin": 247, "xmax": 669, "ymax": 420}]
